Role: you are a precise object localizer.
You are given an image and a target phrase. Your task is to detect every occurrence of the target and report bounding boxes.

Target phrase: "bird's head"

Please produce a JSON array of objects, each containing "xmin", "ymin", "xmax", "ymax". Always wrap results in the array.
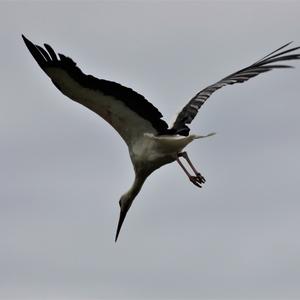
[{"xmin": 114, "ymin": 175, "xmax": 147, "ymax": 242}]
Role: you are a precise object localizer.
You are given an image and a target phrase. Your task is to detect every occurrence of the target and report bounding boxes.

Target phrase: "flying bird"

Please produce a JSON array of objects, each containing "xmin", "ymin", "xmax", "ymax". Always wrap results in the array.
[{"xmin": 22, "ymin": 35, "xmax": 300, "ymax": 241}]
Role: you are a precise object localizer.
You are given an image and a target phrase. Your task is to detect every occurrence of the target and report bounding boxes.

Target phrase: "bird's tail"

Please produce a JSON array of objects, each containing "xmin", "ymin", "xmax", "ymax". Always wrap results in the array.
[{"xmin": 192, "ymin": 132, "xmax": 216, "ymax": 139}]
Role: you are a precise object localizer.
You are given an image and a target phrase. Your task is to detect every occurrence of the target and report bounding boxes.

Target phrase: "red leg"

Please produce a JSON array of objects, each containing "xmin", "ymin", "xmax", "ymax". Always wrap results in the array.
[
  {"xmin": 176, "ymin": 154, "xmax": 205, "ymax": 188},
  {"xmin": 178, "ymin": 152, "xmax": 206, "ymax": 184}
]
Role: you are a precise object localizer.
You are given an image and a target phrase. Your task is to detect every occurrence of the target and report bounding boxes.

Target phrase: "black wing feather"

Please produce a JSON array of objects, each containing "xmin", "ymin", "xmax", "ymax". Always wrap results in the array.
[
  {"xmin": 171, "ymin": 43, "xmax": 300, "ymax": 136},
  {"xmin": 44, "ymin": 43, "xmax": 58, "ymax": 61},
  {"xmin": 35, "ymin": 45, "xmax": 52, "ymax": 62},
  {"xmin": 22, "ymin": 35, "xmax": 169, "ymax": 136}
]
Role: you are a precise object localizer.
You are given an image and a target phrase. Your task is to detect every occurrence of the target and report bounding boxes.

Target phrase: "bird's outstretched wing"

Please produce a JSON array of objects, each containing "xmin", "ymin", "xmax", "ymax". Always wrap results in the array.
[
  {"xmin": 171, "ymin": 43, "xmax": 300, "ymax": 136},
  {"xmin": 22, "ymin": 35, "xmax": 169, "ymax": 146}
]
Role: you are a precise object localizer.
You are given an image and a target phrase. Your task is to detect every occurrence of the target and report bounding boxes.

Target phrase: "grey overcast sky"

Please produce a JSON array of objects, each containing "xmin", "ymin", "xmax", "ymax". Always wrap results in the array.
[{"xmin": 1, "ymin": 1, "xmax": 300, "ymax": 299}]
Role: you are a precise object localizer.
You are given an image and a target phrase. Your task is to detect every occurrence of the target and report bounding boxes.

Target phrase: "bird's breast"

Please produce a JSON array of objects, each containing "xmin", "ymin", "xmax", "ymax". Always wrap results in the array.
[{"xmin": 129, "ymin": 134, "xmax": 183, "ymax": 173}]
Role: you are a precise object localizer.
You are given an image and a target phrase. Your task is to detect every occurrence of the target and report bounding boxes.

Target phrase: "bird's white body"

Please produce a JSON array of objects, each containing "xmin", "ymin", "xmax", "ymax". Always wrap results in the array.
[{"xmin": 130, "ymin": 133, "xmax": 198, "ymax": 173}]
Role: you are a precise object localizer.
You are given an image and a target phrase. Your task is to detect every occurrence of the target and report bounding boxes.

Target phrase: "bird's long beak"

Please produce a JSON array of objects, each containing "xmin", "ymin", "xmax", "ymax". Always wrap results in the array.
[{"xmin": 115, "ymin": 207, "xmax": 128, "ymax": 242}]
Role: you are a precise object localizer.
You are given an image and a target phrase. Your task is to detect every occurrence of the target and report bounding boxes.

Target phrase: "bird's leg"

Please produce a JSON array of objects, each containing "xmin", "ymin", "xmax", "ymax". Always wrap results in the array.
[
  {"xmin": 177, "ymin": 152, "xmax": 205, "ymax": 188},
  {"xmin": 176, "ymin": 156, "xmax": 203, "ymax": 188},
  {"xmin": 179, "ymin": 152, "xmax": 206, "ymax": 183}
]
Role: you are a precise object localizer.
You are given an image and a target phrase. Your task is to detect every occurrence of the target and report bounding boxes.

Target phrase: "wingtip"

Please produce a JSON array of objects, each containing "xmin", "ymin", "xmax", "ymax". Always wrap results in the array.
[
  {"xmin": 280, "ymin": 41, "xmax": 294, "ymax": 49},
  {"xmin": 285, "ymin": 41, "xmax": 293, "ymax": 47},
  {"xmin": 21, "ymin": 34, "xmax": 32, "ymax": 47},
  {"xmin": 21, "ymin": 34, "xmax": 29, "ymax": 42},
  {"xmin": 21, "ymin": 34, "xmax": 49, "ymax": 70}
]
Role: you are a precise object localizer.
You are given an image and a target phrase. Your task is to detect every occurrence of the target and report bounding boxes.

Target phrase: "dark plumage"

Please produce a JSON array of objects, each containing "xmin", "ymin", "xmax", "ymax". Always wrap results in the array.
[{"xmin": 171, "ymin": 42, "xmax": 300, "ymax": 135}]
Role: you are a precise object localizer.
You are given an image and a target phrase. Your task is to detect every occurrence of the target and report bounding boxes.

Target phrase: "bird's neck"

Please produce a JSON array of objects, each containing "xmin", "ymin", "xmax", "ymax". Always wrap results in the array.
[
  {"xmin": 115, "ymin": 173, "xmax": 149, "ymax": 242},
  {"xmin": 127, "ymin": 173, "xmax": 147, "ymax": 201}
]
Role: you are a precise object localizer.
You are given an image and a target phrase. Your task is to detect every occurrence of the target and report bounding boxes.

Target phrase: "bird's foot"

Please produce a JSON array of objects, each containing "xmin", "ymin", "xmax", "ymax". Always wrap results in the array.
[
  {"xmin": 196, "ymin": 172, "xmax": 206, "ymax": 184},
  {"xmin": 189, "ymin": 173, "xmax": 206, "ymax": 188}
]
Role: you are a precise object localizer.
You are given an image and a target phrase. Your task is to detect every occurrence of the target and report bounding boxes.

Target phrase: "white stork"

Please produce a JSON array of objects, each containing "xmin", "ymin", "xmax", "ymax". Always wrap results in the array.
[{"xmin": 22, "ymin": 35, "xmax": 300, "ymax": 241}]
